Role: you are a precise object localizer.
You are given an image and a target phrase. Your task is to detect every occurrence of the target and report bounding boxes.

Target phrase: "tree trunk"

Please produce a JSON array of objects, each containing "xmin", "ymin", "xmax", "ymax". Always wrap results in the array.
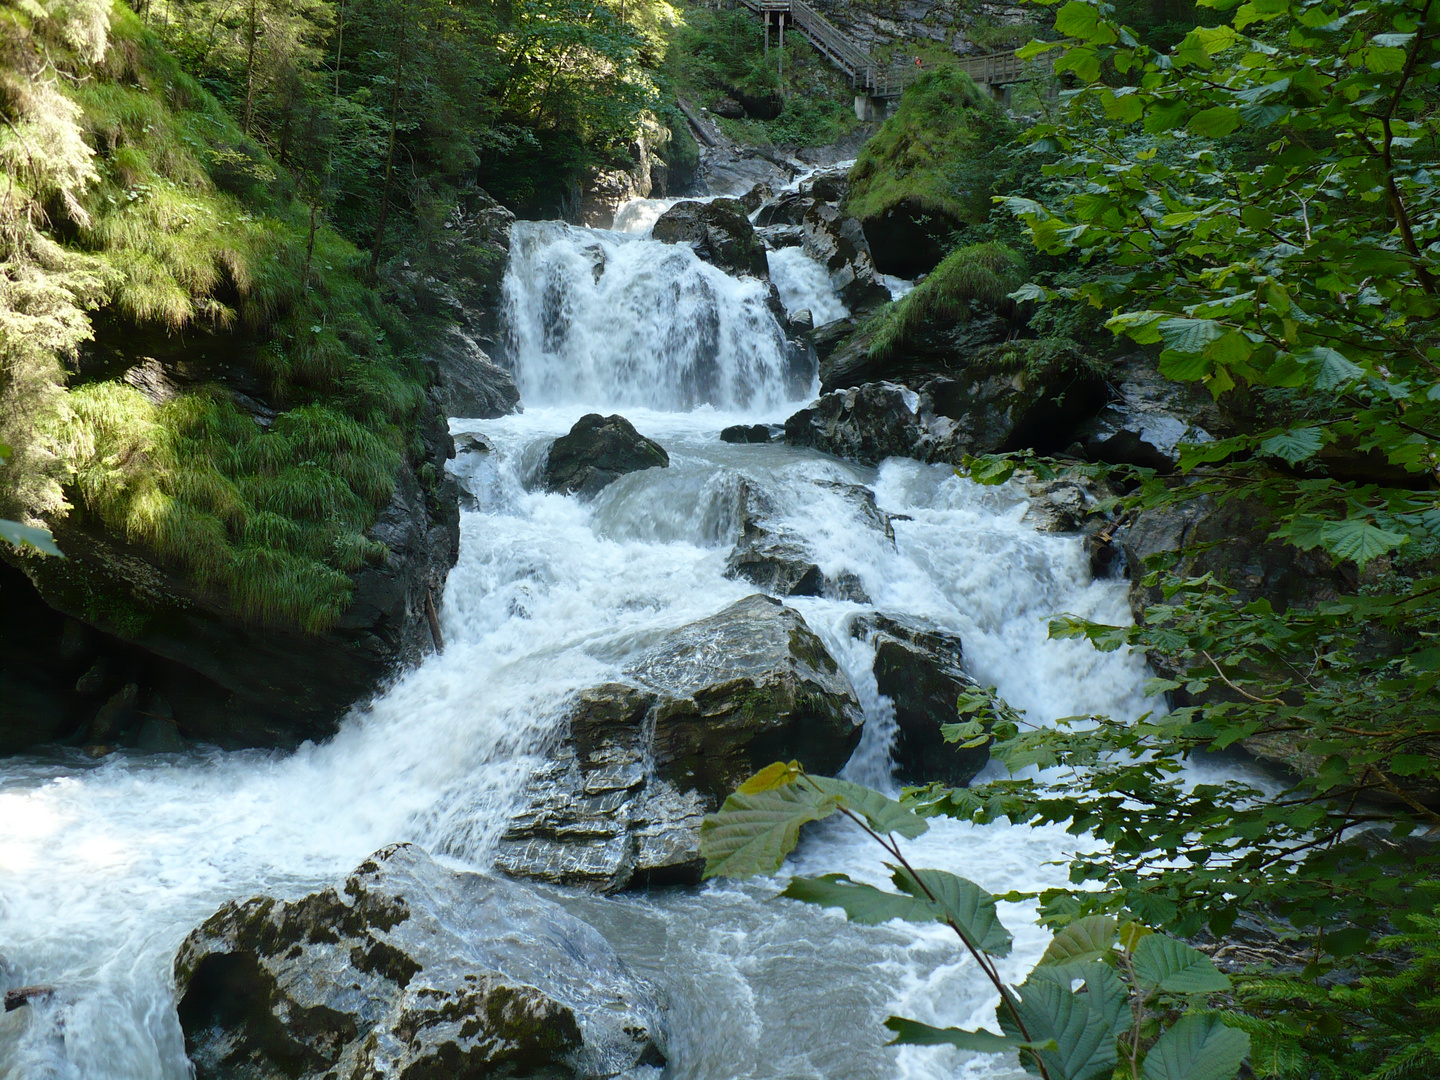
[
  {"xmin": 368, "ymin": 7, "xmax": 407, "ymax": 279},
  {"xmin": 241, "ymin": 0, "xmax": 259, "ymax": 134}
]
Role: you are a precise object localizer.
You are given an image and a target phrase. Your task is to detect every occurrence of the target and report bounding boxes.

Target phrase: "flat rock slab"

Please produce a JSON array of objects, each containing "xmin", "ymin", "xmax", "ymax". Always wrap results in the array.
[{"xmin": 175, "ymin": 843, "xmax": 666, "ymax": 1080}]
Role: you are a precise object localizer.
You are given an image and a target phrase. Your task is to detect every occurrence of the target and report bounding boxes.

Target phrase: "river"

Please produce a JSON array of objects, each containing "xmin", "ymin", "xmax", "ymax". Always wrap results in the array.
[{"xmin": 0, "ymin": 194, "xmax": 1153, "ymax": 1080}]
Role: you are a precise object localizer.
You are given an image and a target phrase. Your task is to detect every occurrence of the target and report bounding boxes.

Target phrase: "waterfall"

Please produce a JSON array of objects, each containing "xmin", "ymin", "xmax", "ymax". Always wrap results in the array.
[
  {"xmin": 504, "ymin": 222, "xmax": 796, "ymax": 411},
  {"xmin": 0, "ymin": 213, "xmax": 1160, "ymax": 1080}
]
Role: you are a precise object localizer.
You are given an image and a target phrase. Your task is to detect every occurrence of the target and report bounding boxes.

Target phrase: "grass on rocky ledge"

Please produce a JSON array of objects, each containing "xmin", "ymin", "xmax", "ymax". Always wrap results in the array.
[
  {"xmin": 864, "ymin": 241, "xmax": 1026, "ymax": 360},
  {"xmin": 34, "ymin": 3, "xmax": 426, "ymax": 633}
]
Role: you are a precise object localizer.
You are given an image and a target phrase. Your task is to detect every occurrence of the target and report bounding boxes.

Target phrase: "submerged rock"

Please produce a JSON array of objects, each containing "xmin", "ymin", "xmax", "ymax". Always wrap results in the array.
[
  {"xmin": 174, "ymin": 843, "xmax": 666, "ymax": 1080},
  {"xmin": 543, "ymin": 414, "xmax": 670, "ymax": 497},
  {"xmin": 852, "ymin": 613, "xmax": 988, "ymax": 786},
  {"xmin": 496, "ymin": 595, "xmax": 865, "ymax": 891},
  {"xmin": 651, "ymin": 198, "xmax": 768, "ymax": 279},
  {"xmin": 719, "ymin": 423, "xmax": 780, "ymax": 444}
]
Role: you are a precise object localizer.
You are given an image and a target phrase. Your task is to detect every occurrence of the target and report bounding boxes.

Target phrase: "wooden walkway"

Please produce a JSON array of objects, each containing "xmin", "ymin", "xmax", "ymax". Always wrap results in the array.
[{"xmin": 731, "ymin": 0, "xmax": 1049, "ymax": 99}]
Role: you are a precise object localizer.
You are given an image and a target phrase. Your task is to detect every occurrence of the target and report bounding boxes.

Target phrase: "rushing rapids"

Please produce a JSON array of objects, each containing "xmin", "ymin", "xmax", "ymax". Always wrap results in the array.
[{"xmin": 0, "ymin": 202, "xmax": 1157, "ymax": 1080}]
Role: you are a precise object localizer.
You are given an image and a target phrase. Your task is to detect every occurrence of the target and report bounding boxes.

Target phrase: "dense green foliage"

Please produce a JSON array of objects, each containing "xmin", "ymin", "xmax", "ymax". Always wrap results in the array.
[
  {"xmin": 701, "ymin": 762, "xmax": 1253, "ymax": 1080},
  {"xmin": 665, "ymin": 6, "xmax": 860, "ymax": 148},
  {"xmin": 845, "ymin": 66, "xmax": 1018, "ymax": 228},
  {"xmin": 927, "ymin": 0, "xmax": 1440, "ymax": 1076},
  {"xmin": 1, "ymin": 0, "xmax": 675, "ymax": 631}
]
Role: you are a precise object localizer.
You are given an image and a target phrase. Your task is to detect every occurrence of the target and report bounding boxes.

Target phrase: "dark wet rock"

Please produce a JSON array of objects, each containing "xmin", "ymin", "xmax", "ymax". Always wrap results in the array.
[
  {"xmin": 385, "ymin": 187, "xmax": 513, "ymax": 356},
  {"xmin": 711, "ymin": 96, "xmax": 746, "ymax": 119},
  {"xmin": 429, "ymin": 325, "xmax": 520, "ymax": 420},
  {"xmin": 852, "ymin": 613, "xmax": 987, "ymax": 786},
  {"xmin": 4, "ymin": 986, "xmax": 54, "ymax": 1012},
  {"xmin": 819, "ymin": 313, "xmax": 1015, "ymax": 394},
  {"xmin": 756, "ymin": 223, "xmax": 805, "ymax": 250},
  {"xmin": 738, "ymin": 181, "xmax": 774, "ymax": 212},
  {"xmin": 720, "ymin": 423, "xmax": 780, "ymax": 444},
  {"xmin": 811, "ymin": 317, "xmax": 859, "ymax": 365},
  {"xmin": 87, "ymin": 682, "xmax": 138, "ymax": 743},
  {"xmin": 783, "ymin": 382, "xmax": 936, "ymax": 466},
  {"xmin": 801, "ymin": 203, "xmax": 891, "ymax": 314},
  {"xmin": 722, "ymin": 480, "xmax": 872, "ymax": 602},
  {"xmin": 542, "ymin": 414, "xmax": 669, "ymax": 498},
  {"xmin": 801, "ymin": 168, "xmax": 849, "ymax": 204},
  {"xmin": 1076, "ymin": 356, "xmax": 1229, "ymax": 472},
  {"xmin": 497, "ymin": 596, "xmax": 864, "ymax": 891},
  {"xmin": 790, "ymin": 340, "xmax": 1110, "ymax": 466},
  {"xmin": 651, "ymin": 198, "xmax": 768, "ymax": 279},
  {"xmin": 1021, "ymin": 475, "xmax": 1108, "ymax": 534},
  {"xmin": 753, "ymin": 191, "xmax": 816, "ymax": 227},
  {"xmin": 859, "ymin": 198, "xmax": 955, "ymax": 278},
  {"xmin": 578, "ymin": 116, "xmax": 676, "ymax": 230},
  {"xmin": 694, "ymin": 143, "xmax": 797, "ymax": 196},
  {"xmin": 174, "ymin": 843, "xmax": 666, "ymax": 1080}
]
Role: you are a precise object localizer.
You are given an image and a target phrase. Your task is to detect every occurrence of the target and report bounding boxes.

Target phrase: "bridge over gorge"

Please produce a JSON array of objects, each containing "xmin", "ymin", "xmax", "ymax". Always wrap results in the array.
[{"xmin": 726, "ymin": 0, "xmax": 1052, "ymax": 117}]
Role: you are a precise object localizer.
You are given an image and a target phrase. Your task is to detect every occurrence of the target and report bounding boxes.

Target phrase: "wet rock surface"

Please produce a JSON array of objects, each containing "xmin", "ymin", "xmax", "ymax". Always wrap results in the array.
[
  {"xmin": 852, "ymin": 613, "xmax": 988, "ymax": 785},
  {"xmin": 722, "ymin": 479, "xmax": 876, "ymax": 603},
  {"xmin": 429, "ymin": 325, "xmax": 520, "ymax": 420},
  {"xmin": 789, "ymin": 340, "xmax": 1109, "ymax": 466},
  {"xmin": 720, "ymin": 423, "xmax": 781, "ymax": 444},
  {"xmin": 543, "ymin": 414, "xmax": 670, "ymax": 497},
  {"xmin": 174, "ymin": 843, "xmax": 667, "ymax": 1080},
  {"xmin": 1076, "ymin": 356, "xmax": 1228, "ymax": 471},
  {"xmin": 651, "ymin": 198, "xmax": 768, "ymax": 279},
  {"xmin": 496, "ymin": 595, "xmax": 865, "ymax": 891},
  {"xmin": 801, "ymin": 203, "xmax": 891, "ymax": 314}
]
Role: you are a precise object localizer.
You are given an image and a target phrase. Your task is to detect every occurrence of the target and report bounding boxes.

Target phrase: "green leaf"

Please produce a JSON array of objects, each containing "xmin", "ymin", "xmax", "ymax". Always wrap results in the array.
[
  {"xmin": 1258, "ymin": 427, "xmax": 1324, "ymax": 465},
  {"xmin": 1131, "ymin": 934, "xmax": 1231, "ymax": 994},
  {"xmin": 1038, "ymin": 916, "xmax": 1118, "ymax": 970},
  {"xmin": 1013, "ymin": 966, "xmax": 1127, "ymax": 1080},
  {"xmin": 1141, "ymin": 1015, "xmax": 1250, "ymax": 1080},
  {"xmin": 965, "ymin": 454, "xmax": 1018, "ymax": 486},
  {"xmin": 1318, "ymin": 519, "xmax": 1408, "ymax": 568},
  {"xmin": 781, "ymin": 874, "xmax": 936, "ymax": 924},
  {"xmin": 1158, "ymin": 318, "xmax": 1225, "ymax": 353},
  {"xmin": 807, "ymin": 775, "xmax": 929, "ymax": 840},
  {"xmin": 1054, "ymin": 1, "xmax": 1118, "ymax": 44},
  {"xmin": 884, "ymin": 1016, "xmax": 1020, "ymax": 1054},
  {"xmin": 893, "ymin": 866, "xmax": 1014, "ymax": 956},
  {"xmin": 1187, "ymin": 107, "xmax": 1240, "ymax": 137},
  {"xmin": 699, "ymin": 785, "xmax": 839, "ymax": 878},
  {"xmin": 738, "ymin": 761, "xmax": 803, "ymax": 793},
  {"xmin": 1296, "ymin": 346, "xmax": 1363, "ymax": 390},
  {"xmin": 0, "ymin": 519, "xmax": 64, "ymax": 558}
]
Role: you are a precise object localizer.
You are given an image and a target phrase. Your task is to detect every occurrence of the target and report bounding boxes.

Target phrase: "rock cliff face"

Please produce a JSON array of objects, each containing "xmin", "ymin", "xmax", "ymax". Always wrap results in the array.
[
  {"xmin": 175, "ymin": 844, "xmax": 667, "ymax": 1080},
  {"xmin": 495, "ymin": 594, "xmax": 865, "ymax": 891},
  {"xmin": 5, "ymin": 402, "xmax": 459, "ymax": 750}
]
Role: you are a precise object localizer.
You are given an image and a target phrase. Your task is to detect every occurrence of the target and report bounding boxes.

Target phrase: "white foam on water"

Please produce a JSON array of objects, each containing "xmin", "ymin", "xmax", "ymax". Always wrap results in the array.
[
  {"xmin": 1, "ymin": 213, "xmax": 1166, "ymax": 1080},
  {"xmin": 766, "ymin": 246, "xmax": 849, "ymax": 327}
]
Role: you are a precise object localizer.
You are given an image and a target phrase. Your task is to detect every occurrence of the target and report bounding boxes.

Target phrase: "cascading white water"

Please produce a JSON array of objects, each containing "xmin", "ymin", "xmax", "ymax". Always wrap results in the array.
[
  {"xmin": 505, "ymin": 222, "xmax": 793, "ymax": 411},
  {"xmin": 1, "ymin": 211, "xmax": 1155, "ymax": 1080}
]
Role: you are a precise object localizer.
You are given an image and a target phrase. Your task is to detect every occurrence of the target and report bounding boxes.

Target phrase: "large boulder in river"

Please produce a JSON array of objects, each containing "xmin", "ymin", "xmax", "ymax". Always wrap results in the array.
[
  {"xmin": 495, "ymin": 595, "xmax": 865, "ymax": 891},
  {"xmin": 852, "ymin": 614, "xmax": 988, "ymax": 786},
  {"xmin": 174, "ymin": 843, "xmax": 667, "ymax": 1080},
  {"xmin": 789, "ymin": 341, "xmax": 1109, "ymax": 467},
  {"xmin": 543, "ymin": 414, "xmax": 669, "ymax": 497},
  {"xmin": 651, "ymin": 198, "xmax": 768, "ymax": 279},
  {"xmin": 722, "ymin": 479, "xmax": 876, "ymax": 603}
]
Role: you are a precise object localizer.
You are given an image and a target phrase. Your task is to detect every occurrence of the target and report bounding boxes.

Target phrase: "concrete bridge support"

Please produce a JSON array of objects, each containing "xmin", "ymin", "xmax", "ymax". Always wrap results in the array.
[{"xmin": 854, "ymin": 94, "xmax": 889, "ymax": 121}]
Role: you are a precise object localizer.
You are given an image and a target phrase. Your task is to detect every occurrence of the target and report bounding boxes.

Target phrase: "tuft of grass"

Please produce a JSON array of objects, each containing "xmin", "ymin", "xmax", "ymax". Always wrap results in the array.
[
  {"xmin": 865, "ymin": 242, "xmax": 1027, "ymax": 359},
  {"xmin": 845, "ymin": 66, "xmax": 1017, "ymax": 227},
  {"xmin": 13, "ymin": 2, "xmax": 429, "ymax": 634}
]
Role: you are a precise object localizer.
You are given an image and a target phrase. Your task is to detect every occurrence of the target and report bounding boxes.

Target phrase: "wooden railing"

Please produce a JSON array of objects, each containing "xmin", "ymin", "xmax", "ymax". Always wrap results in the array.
[{"xmin": 729, "ymin": 0, "xmax": 1047, "ymax": 99}]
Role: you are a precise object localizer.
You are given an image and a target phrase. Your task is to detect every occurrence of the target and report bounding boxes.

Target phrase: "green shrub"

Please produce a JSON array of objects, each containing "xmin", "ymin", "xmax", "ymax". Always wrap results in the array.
[
  {"xmin": 864, "ymin": 241, "xmax": 1027, "ymax": 358},
  {"xmin": 846, "ymin": 67, "xmax": 1017, "ymax": 227}
]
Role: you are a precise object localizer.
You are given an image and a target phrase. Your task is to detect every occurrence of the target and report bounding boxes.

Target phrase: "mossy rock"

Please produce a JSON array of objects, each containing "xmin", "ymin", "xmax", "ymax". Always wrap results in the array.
[{"xmin": 846, "ymin": 68, "xmax": 1020, "ymax": 277}]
